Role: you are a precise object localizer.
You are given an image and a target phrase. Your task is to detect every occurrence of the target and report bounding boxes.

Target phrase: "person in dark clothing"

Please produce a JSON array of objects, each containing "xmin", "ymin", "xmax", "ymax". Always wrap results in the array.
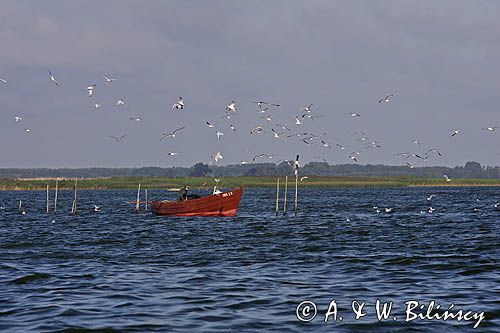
[{"xmin": 178, "ymin": 185, "xmax": 189, "ymax": 201}]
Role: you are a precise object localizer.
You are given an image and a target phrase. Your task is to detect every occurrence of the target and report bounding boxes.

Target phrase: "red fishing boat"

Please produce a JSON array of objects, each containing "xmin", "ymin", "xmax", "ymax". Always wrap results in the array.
[{"xmin": 151, "ymin": 187, "xmax": 243, "ymax": 216}]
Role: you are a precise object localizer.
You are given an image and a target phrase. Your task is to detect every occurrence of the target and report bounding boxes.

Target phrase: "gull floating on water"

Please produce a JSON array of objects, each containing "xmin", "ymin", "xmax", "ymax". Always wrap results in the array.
[
  {"xmin": 87, "ymin": 84, "xmax": 96, "ymax": 97},
  {"xmin": 172, "ymin": 97, "xmax": 184, "ymax": 110},
  {"xmin": 49, "ymin": 70, "xmax": 59, "ymax": 87},
  {"xmin": 378, "ymin": 94, "xmax": 394, "ymax": 103},
  {"xmin": 94, "ymin": 205, "xmax": 101, "ymax": 212},
  {"xmin": 110, "ymin": 135, "xmax": 126, "ymax": 142},
  {"xmin": 160, "ymin": 127, "xmax": 185, "ymax": 140}
]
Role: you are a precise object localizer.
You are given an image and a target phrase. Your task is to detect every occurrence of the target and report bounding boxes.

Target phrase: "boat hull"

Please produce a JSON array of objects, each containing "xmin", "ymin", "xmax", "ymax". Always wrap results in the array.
[{"xmin": 151, "ymin": 187, "xmax": 242, "ymax": 216}]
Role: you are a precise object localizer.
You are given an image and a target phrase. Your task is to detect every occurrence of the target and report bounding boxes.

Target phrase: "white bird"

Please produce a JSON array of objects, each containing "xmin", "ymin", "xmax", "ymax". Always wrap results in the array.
[
  {"xmin": 428, "ymin": 206, "xmax": 436, "ymax": 213},
  {"xmin": 349, "ymin": 154, "xmax": 358, "ymax": 163},
  {"xmin": 494, "ymin": 202, "xmax": 499, "ymax": 208},
  {"xmin": 116, "ymin": 99, "xmax": 125, "ymax": 107},
  {"xmin": 216, "ymin": 131, "xmax": 224, "ymax": 141},
  {"xmin": 301, "ymin": 104, "xmax": 313, "ymax": 113},
  {"xmin": 49, "ymin": 70, "xmax": 59, "ymax": 87},
  {"xmin": 250, "ymin": 126, "xmax": 264, "ymax": 134},
  {"xmin": 87, "ymin": 84, "xmax": 96, "ymax": 97},
  {"xmin": 336, "ymin": 144, "xmax": 347, "ymax": 150},
  {"xmin": 384, "ymin": 207, "xmax": 394, "ymax": 213},
  {"xmin": 482, "ymin": 126, "xmax": 498, "ymax": 132},
  {"xmin": 451, "ymin": 129, "xmax": 462, "ymax": 137},
  {"xmin": 240, "ymin": 160, "xmax": 249, "ymax": 165},
  {"xmin": 300, "ymin": 176, "xmax": 309, "ymax": 181},
  {"xmin": 406, "ymin": 163, "xmax": 415, "ymax": 169},
  {"xmin": 252, "ymin": 101, "xmax": 280, "ymax": 108},
  {"xmin": 260, "ymin": 115, "xmax": 272, "ymax": 122},
  {"xmin": 24, "ymin": 128, "xmax": 31, "ymax": 133},
  {"xmin": 226, "ymin": 100, "xmax": 237, "ymax": 112},
  {"xmin": 378, "ymin": 94, "xmax": 394, "ymax": 103},
  {"xmin": 229, "ymin": 124, "xmax": 236, "ymax": 132},
  {"xmin": 94, "ymin": 205, "xmax": 101, "ymax": 212},
  {"xmin": 443, "ymin": 174, "xmax": 451, "ymax": 182},
  {"xmin": 252, "ymin": 153, "xmax": 268, "ymax": 162},
  {"xmin": 321, "ymin": 140, "xmax": 332, "ymax": 149},
  {"xmin": 129, "ymin": 117, "xmax": 142, "ymax": 122},
  {"xmin": 274, "ymin": 123, "xmax": 292, "ymax": 131},
  {"xmin": 94, "ymin": 103, "xmax": 102, "ymax": 110},
  {"xmin": 348, "ymin": 113, "xmax": 361, "ymax": 117},
  {"xmin": 213, "ymin": 151, "xmax": 223, "ymax": 163},
  {"xmin": 412, "ymin": 139, "xmax": 421, "ymax": 147},
  {"xmin": 14, "ymin": 116, "xmax": 22, "ymax": 123},
  {"xmin": 0, "ymin": 78, "xmax": 7, "ymax": 83},
  {"xmin": 172, "ymin": 96, "xmax": 184, "ymax": 110},
  {"xmin": 271, "ymin": 128, "xmax": 282, "ymax": 139},
  {"xmin": 426, "ymin": 195, "xmax": 436, "ymax": 201},
  {"xmin": 160, "ymin": 127, "xmax": 185, "ymax": 140},
  {"xmin": 167, "ymin": 152, "xmax": 178, "ymax": 156},
  {"xmin": 295, "ymin": 116, "xmax": 303, "ymax": 125},
  {"xmin": 110, "ymin": 135, "xmax": 127, "ymax": 142},
  {"xmin": 206, "ymin": 121, "xmax": 215, "ymax": 128},
  {"xmin": 103, "ymin": 75, "xmax": 116, "ymax": 83}
]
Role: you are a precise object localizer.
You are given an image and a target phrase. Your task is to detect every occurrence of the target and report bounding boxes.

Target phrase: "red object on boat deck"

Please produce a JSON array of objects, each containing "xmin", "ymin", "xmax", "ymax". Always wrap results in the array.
[{"xmin": 151, "ymin": 187, "xmax": 243, "ymax": 216}]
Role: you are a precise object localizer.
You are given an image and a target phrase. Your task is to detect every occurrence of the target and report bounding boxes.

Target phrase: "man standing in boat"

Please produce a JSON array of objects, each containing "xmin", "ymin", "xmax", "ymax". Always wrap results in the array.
[{"xmin": 178, "ymin": 185, "xmax": 189, "ymax": 201}]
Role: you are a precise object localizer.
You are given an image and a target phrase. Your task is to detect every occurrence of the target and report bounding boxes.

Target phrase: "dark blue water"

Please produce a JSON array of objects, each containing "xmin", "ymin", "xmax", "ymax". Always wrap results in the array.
[{"xmin": 0, "ymin": 187, "xmax": 498, "ymax": 332}]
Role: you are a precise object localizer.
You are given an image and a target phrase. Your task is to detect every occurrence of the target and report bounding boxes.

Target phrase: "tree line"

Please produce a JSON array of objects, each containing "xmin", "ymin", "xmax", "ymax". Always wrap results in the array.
[{"xmin": 0, "ymin": 161, "xmax": 498, "ymax": 179}]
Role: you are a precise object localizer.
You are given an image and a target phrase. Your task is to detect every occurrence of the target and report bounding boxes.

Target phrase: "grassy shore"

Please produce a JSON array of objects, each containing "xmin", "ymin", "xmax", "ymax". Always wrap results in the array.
[{"xmin": 0, "ymin": 176, "xmax": 499, "ymax": 190}]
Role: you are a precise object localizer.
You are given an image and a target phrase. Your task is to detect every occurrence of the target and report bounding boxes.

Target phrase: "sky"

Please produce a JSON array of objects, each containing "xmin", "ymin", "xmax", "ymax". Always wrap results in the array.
[{"xmin": 0, "ymin": 0, "xmax": 498, "ymax": 168}]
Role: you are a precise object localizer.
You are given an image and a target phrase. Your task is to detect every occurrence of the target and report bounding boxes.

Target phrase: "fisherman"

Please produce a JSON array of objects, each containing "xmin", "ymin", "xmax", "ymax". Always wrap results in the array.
[{"xmin": 178, "ymin": 185, "xmax": 189, "ymax": 201}]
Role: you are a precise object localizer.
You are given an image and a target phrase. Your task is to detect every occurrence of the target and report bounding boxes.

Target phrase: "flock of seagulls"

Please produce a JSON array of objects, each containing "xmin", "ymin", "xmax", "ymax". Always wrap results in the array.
[{"xmin": 1, "ymin": 70, "xmax": 498, "ymax": 180}]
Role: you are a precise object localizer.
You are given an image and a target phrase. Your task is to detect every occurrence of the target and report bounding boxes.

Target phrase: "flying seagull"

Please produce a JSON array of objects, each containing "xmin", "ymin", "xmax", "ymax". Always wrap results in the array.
[
  {"xmin": 252, "ymin": 101, "xmax": 280, "ymax": 108},
  {"xmin": 321, "ymin": 140, "xmax": 332, "ymax": 148},
  {"xmin": 94, "ymin": 205, "xmax": 101, "ymax": 212},
  {"xmin": 378, "ymin": 94, "xmax": 394, "ymax": 103},
  {"xmin": 87, "ymin": 84, "xmax": 96, "ymax": 97},
  {"xmin": 0, "ymin": 78, "xmax": 7, "ymax": 83},
  {"xmin": 103, "ymin": 75, "xmax": 116, "ymax": 83},
  {"xmin": 301, "ymin": 104, "xmax": 313, "ymax": 113},
  {"xmin": 116, "ymin": 99, "xmax": 125, "ymax": 107},
  {"xmin": 451, "ymin": 129, "xmax": 462, "ymax": 137},
  {"xmin": 226, "ymin": 100, "xmax": 236, "ymax": 112},
  {"xmin": 129, "ymin": 117, "xmax": 142, "ymax": 122},
  {"xmin": 160, "ymin": 127, "xmax": 186, "ymax": 140},
  {"xmin": 482, "ymin": 126, "xmax": 498, "ymax": 132},
  {"xmin": 271, "ymin": 128, "xmax": 283, "ymax": 139},
  {"xmin": 229, "ymin": 124, "xmax": 236, "ymax": 132},
  {"xmin": 443, "ymin": 174, "xmax": 451, "ymax": 182},
  {"xmin": 300, "ymin": 176, "xmax": 310, "ymax": 181},
  {"xmin": 24, "ymin": 128, "xmax": 31, "ymax": 133},
  {"xmin": 94, "ymin": 103, "xmax": 102, "ymax": 110},
  {"xmin": 110, "ymin": 135, "xmax": 127, "ymax": 142},
  {"xmin": 260, "ymin": 115, "xmax": 272, "ymax": 122},
  {"xmin": 167, "ymin": 152, "xmax": 178, "ymax": 156},
  {"xmin": 295, "ymin": 116, "xmax": 303, "ymax": 125},
  {"xmin": 172, "ymin": 97, "xmax": 184, "ymax": 110},
  {"xmin": 49, "ymin": 71, "xmax": 59, "ymax": 87},
  {"xmin": 275, "ymin": 123, "xmax": 292, "ymax": 131},
  {"xmin": 250, "ymin": 126, "xmax": 264, "ymax": 134},
  {"xmin": 14, "ymin": 115, "xmax": 22, "ymax": 122},
  {"xmin": 348, "ymin": 113, "xmax": 361, "ymax": 117},
  {"xmin": 213, "ymin": 151, "xmax": 223, "ymax": 163},
  {"xmin": 216, "ymin": 131, "xmax": 224, "ymax": 141},
  {"xmin": 206, "ymin": 121, "xmax": 215, "ymax": 128}
]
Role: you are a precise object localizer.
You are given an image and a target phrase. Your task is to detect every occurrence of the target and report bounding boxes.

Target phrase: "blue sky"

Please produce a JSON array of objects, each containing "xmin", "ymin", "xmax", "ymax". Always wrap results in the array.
[{"xmin": 0, "ymin": 1, "xmax": 498, "ymax": 168}]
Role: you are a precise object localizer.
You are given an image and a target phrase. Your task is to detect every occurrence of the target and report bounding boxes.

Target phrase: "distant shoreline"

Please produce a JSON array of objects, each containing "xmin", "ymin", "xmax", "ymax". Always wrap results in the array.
[{"xmin": 0, "ymin": 176, "xmax": 499, "ymax": 190}]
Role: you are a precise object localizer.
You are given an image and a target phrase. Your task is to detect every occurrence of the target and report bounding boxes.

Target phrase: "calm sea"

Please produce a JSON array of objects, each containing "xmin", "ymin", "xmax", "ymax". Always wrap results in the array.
[{"xmin": 0, "ymin": 187, "xmax": 498, "ymax": 332}]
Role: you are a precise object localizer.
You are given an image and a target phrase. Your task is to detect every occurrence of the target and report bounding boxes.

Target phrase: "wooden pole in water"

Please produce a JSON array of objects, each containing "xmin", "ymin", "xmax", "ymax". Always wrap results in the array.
[
  {"xmin": 71, "ymin": 179, "xmax": 77, "ymax": 215},
  {"xmin": 283, "ymin": 175, "xmax": 288, "ymax": 216},
  {"xmin": 275, "ymin": 178, "xmax": 280, "ymax": 216},
  {"xmin": 46, "ymin": 185, "xmax": 49, "ymax": 213},
  {"xmin": 144, "ymin": 189, "xmax": 148, "ymax": 212},
  {"xmin": 54, "ymin": 179, "xmax": 59, "ymax": 213},
  {"xmin": 294, "ymin": 155, "xmax": 299, "ymax": 217},
  {"xmin": 135, "ymin": 183, "xmax": 141, "ymax": 212}
]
